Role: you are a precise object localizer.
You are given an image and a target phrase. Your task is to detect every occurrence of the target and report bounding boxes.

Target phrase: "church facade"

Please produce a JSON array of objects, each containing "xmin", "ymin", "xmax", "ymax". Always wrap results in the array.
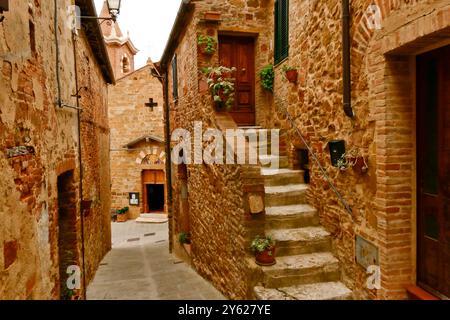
[{"xmin": 100, "ymin": 2, "xmax": 166, "ymax": 220}]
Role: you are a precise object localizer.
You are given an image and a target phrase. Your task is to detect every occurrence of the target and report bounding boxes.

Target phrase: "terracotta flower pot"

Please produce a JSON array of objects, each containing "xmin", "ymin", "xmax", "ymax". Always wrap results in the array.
[
  {"xmin": 204, "ymin": 12, "xmax": 221, "ymax": 21},
  {"xmin": 350, "ymin": 156, "xmax": 368, "ymax": 174},
  {"xmin": 255, "ymin": 247, "xmax": 276, "ymax": 266},
  {"xmin": 285, "ymin": 69, "xmax": 298, "ymax": 83},
  {"xmin": 116, "ymin": 214, "xmax": 128, "ymax": 223}
]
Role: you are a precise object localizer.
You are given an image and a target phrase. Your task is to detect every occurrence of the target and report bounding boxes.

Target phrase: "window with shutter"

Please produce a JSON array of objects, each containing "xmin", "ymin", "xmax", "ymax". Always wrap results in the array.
[
  {"xmin": 172, "ymin": 55, "xmax": 178, "ymax": 100},
  {"xmin": 274, "ymin": 0, "xmax": 289, "ymax": 64}
]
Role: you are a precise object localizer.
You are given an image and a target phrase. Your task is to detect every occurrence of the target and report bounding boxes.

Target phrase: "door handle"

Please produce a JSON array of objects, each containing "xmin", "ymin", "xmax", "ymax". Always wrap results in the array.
[{"xmin": 241, "ymin": 68, "xmax": 246, "ymax": 72}]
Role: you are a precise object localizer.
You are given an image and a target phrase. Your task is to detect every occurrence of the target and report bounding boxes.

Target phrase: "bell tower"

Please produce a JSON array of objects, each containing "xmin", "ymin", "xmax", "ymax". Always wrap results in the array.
[{"xmin": 99, "ymin": 1, "xmax": 138, "ymax": 80}]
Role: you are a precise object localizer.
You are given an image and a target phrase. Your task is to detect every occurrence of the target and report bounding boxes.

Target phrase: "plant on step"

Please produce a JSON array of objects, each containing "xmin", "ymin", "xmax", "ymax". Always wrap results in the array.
[
  {"xmin": 178, "ymin": 231, "xmax": 191, "ymax": 245},
  {"xmin": 260, "ymin": 64, "xmax": 275, "ymax": 92},
  {"xmin": 251, "ymin": 235, "xmax": 276, "ymax": 266},
  {"xmin": 202, "ymin": 66, "xmax": 236, "ymax": 110},
  {"xmin": 282, "ymin": 65, "xmax": 298, "ymax": 83},
  {"xmin": 336, "ymin": 148, "xmax": 369, "ymax": 174},
  {"xmin": 197, "ymin": 35, "xmax": 217, "ymax": 55}
]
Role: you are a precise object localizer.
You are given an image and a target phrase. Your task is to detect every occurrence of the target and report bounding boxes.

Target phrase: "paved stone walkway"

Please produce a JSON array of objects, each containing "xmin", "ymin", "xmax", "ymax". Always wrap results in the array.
[{"xmin": 87, "ymin": 221, "xmax": 225, "ymax": 300}]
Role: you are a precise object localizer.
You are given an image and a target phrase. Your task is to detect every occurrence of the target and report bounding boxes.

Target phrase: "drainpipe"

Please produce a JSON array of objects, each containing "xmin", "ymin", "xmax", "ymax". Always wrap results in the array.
[
  {"xmin": 71, "ymin": 31, "xmax": 87, "ymax": 301},
  {"xmin": 54, "ymin": 0, "xmax": 62, "ymax": 108},
  {"xmin": 162, "ymin": 72, "xmax": 174, "ymax": 253},
  {"xmin": 342, "ymin": 0, "xmax": 354, "ymax": 118}
]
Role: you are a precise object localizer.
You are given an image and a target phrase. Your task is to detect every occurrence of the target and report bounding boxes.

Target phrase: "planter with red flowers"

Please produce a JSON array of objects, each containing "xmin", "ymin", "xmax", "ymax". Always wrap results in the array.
[
  {"xmin": 282, "ymin": 65, "xmax": 298, "ymax": 83},
  {"xmin": 202, "ymin": 66, "xmax": 237, "ymax": 111},
  {"xmin": 251, "ymin": 235, "xmax": 277, "ymax": 266}
]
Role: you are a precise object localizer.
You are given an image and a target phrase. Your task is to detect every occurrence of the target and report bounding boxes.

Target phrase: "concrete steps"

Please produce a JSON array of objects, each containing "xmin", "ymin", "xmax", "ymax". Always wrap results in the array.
[
  {"xmin": 259, "ymin": 252, "xmax": 340, "ymax": 288},
  {"xmin": 249, "ymin": 127, "xmax": 352, "ymax": 300},
  {"xmin": 254, "ymin": 282, "xmax": 353, "ymax": 300},
  {"xmin": 265, "ymin": 184, "xmax": 308, "ymax": 206},
  {"xmin": 267, "ymin": 227, "xmax": 331, "ymax": 256},
  {"xmin": 261, "ymin": 168, "xmax": 305, "ymax": 186},
  {"xmin": 266, "ymin": 204, "xmax": 319, "ymax": 229}
]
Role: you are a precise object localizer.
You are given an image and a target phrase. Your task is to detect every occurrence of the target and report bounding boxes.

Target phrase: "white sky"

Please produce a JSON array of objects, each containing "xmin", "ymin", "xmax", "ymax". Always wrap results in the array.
[{"xmin": 94, "ymin": 0, "xmax": 182, "ymax": 67}]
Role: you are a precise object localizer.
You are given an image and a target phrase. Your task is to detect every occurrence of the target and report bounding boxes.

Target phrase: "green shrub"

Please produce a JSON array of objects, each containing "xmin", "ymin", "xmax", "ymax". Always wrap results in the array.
[{"xmin": 260, "ymin": 64, "xmax": 275, "ymax": 92}]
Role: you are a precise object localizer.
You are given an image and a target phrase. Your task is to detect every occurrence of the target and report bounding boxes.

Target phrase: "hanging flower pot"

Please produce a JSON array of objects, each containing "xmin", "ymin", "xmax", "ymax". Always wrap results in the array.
[
  {"xmin": 285, "ymin": 69, "xmax": 298, "ymax": 83},
  {"xmin": 349, "ymin": 156, "xmax": 369, "ymax": 174},
  {"xmin": 282, "ymin": 65, "xmax": 298, "ymax": 83},
  {"xmin": 202, "ymin": 66, "xmax": 236, "ymax": 111},
  {"xmin": 198, "ymin": 35, "xmax": 217, "ymax": 56}
]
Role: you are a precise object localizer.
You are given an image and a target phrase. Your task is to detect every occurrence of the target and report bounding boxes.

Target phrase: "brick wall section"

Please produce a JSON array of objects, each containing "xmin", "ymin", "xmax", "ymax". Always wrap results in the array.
[
  {"xmin": 269, "ymin": 0, "xmax": 450, "ymax": 299},
  {"xmin": 0, "ymin": 0, "xmax": 112, "ymax": 299},
  {"xmin": 165, "ymin": 0, "xmax": 274, "ymax": 299},
  {"xmin": 108, "ymin": 65, "xmax": 165, "ymax": 218}
]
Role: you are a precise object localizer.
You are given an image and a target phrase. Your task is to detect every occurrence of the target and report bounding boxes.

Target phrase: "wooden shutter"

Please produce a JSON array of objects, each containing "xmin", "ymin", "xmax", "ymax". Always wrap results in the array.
[
  {"xmin": 172, "ymin": 55, "xmax": 178, "ymax": 100},
  {"xmin": 274, "ymin": 0, "xmax": 289, "ymax": 64}
]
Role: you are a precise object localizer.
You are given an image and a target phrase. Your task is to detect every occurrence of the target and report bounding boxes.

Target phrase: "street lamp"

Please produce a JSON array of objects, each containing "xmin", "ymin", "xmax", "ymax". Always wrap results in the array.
[
  {"xmin": 106, "ymin": 0, "xmax": 121, "ymax": 18},
  {"xmin": 81, "ymin": 0, "xmax": 122, "ymax": 22},
  {"xmin": 0, "ymin": 0, "xmax": 9, "ymax": 23}
]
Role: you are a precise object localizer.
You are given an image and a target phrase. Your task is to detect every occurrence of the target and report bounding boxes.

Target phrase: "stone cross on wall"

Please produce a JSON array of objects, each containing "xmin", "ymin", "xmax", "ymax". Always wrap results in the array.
[{"xmin": 145, "ymin": 98, "xmax": 158, "ymax": 111}]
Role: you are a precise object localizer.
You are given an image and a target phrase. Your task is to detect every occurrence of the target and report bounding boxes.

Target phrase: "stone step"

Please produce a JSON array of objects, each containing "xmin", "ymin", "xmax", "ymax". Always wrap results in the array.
[
  {"xmin": 268, "ymin": 227, "xmax": 332, "ymax": 256},
  {"xmin": 259, "ymin": 252, "xmax": 340, "ymax": 288},
  {"xmin": 259, "ymin": 155, "xmax": 289, "ymax": 168},
  {"xmin": 266, "ymin": 204, "xmax": 319, "ymax": 229},
  {"xmin": 254, "ymin": 282, "xmax": 353, "ymax": 300},
  {"xmin": 265, "ymin": 184, "xmax": 308, "ymax": 207},
  {"xmin": 261, "ymin": 168, "xmax": 305, "ymax": 186}
]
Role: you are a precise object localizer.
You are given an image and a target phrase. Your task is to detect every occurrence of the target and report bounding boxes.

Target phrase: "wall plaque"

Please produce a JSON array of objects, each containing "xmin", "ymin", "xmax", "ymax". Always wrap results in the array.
[
  {"xmin": 6, "ymin": 146, "xmax": 35, "ymax": 158},
  {"xmin": 356, "ymin": 235, "xmax": 379, "ymax": 269},
  {"xmin": 129, "ymin": 193, "xmax": 139, "ymax": 206}
]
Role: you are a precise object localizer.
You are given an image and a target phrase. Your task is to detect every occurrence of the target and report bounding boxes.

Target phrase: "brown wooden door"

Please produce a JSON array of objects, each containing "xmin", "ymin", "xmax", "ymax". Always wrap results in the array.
[
  {"xmin": 417, "ymin": 44, "xmax": 450, "ymax": 298},
  {"xmin": 142, "ymin": 170, "xmax": 166, "ymax": 213},
  {"xmin": 219, "ymin": 36, "xmax": 256, "ymax": 126}
]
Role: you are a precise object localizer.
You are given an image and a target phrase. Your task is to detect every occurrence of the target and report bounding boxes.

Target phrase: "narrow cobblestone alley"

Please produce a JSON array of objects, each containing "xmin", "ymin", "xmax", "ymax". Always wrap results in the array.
[{"xmin": 87, "ymin": 222, "xmax": 225, "ymax": 300}]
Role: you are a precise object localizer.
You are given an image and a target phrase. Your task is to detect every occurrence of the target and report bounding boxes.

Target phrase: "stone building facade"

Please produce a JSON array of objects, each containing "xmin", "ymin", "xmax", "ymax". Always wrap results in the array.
[
  {"xmin": 161, "ymin": 0, "xmax": 450, "ymax": 300},
  {"xmin": 0, "ymin": 0, "xmax": 113, "ymax": 299},
  {"xmin": 102, "ymin": 16, "xmax": 166, "ymax": 220},
  {"xmin": 107, "ymin": 62, "xmax": 166, "ymax": 219}
]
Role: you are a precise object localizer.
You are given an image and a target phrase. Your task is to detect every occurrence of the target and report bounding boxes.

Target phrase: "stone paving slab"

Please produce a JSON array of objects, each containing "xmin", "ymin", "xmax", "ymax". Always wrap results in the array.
[{"xmin": 87, "ymin": 221, "xmax": 225, "ymax": 300}]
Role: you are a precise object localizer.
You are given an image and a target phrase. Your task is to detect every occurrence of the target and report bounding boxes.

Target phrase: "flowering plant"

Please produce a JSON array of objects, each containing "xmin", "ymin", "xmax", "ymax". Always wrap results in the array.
[{"xmin": 202, "ymin": 66, "xmax": 237, "ymax": 110}]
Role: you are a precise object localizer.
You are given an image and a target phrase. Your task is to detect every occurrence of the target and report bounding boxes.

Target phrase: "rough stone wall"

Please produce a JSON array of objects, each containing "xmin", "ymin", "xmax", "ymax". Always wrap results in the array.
[
  {"xmin": 269, "ymin": 0, "xmax": 450, "ymax": 299},
  {"xmin": 108, "ymin": 64, "xmax": 165, "ymax": 219},
  {"xmin": 166, "ymin": 0, "xmax": 274, "ymax": 299},
  {"xmin": 0, "ymin": 0, "xmax": 111, "ymax": 299}
]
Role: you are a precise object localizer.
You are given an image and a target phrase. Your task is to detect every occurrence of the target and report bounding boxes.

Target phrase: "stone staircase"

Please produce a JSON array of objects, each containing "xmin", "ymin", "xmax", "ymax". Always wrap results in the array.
[{"xmin": 249, "ymin": 129, "xmax": 353, "ymax": 300}]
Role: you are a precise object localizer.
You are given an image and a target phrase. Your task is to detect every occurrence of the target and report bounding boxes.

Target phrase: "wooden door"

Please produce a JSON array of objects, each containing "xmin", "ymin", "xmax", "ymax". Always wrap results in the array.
[
  {"xmin": 219, "ymin": 36, "xmax": 256, "ymax": 126},
  {"xmin": 417, "ymin": 44, "xmax": 450, "ymax": 298},
  {"xmin": 142, "ymin": 170, "xmax": 165, "ymax": 213}
]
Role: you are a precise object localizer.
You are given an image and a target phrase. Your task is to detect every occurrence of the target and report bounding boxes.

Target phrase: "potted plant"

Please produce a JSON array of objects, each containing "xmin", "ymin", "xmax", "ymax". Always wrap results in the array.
[
  {"xmin": 282, "ymin": 65, "xmax": 298, "ymax": 83},
  {"xmin": 251, "ymin": 235, "xmax": 276, "ymax": 266},
  {"xmin": 178, "ymin": 231, "xmax": 191, "ymax": 245},
  {"xmin": 202, "ymin": 66, "xmax": 236, "ymax": 110},
  {"xmin": 198, "ymin": 35, "xmax": 217, "ymax": 55},
  {"xmin": 116, "ymin": 207, "xmax": 129, "ymax": 223},
  {"xmin": 260, "ymin": 64, "xmax": 274, "ymax": 92}
]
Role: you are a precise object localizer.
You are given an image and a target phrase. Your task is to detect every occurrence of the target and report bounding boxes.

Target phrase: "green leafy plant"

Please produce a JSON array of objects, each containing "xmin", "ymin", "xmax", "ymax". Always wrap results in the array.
[
  {"xmin": 282, "ymin": 65, "xmax": 297, "ymax": 72},
  {"xmin": 117, "ymin": 207, "xmax": 129, "ymax": 215},
  {"xmin": 251, "ymin": 235, "xmax": 275, "ymax": 254},
  {"xmin": 198, "ymin": 35, "xmax": 217, "ymax": 55},
  {"xmin": 178, "ymin": 232, "xmax": 191, "ymax": 244},
  {"xmin": 202, "ymin": 66, "xmax": 236, "ymax": 110},
  {"xmin": 260, "ymin": 64, "xmax": 275, "ymax": 92}
]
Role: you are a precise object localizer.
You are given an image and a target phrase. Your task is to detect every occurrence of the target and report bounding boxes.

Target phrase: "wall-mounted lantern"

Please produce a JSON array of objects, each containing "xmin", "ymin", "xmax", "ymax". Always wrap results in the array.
[
  {"xmin": 80, "ymin": 0, "xmax": 122, "ymax": 22},
  {"xmin": 0, "ymin": 0, "xmax": 9, "ymax": 23},
  {"xmin": 328, "ymin": 140, "xmax": 346, "ymax": 167}
]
